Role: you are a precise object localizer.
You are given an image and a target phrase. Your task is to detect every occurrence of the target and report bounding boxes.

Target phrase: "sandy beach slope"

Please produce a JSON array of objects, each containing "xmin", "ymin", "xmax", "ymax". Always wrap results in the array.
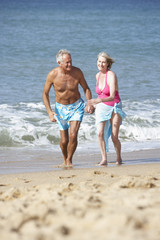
[{"xmin": 0, "ymin": 149, "xmax": 160, "ymax": 240}]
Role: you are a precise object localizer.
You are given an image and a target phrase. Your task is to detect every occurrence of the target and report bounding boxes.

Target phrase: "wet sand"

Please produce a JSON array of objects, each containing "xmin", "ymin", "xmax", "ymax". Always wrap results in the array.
[
  {"xmin": 0, "ymin": 148, "xmax": 160, "ymax": 174},
  {"xmin": 0, "ymin": 148, "xmax": 160, "ymax": 240}
]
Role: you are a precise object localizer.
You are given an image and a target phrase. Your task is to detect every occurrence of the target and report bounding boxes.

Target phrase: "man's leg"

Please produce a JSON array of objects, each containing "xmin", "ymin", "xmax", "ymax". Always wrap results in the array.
[
  {"xmin": 66, "ymin": 121, "xmax": 81, "ymax": 166},
  {"xmin": 60, "ymin": 129, "xmax": 69, "ymax": 164}
]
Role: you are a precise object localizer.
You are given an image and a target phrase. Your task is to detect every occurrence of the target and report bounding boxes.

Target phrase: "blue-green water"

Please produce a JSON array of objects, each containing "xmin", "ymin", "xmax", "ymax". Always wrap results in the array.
[{"xmin": 0, "ymin": 0, "xmax": 160, "ymax": 154}]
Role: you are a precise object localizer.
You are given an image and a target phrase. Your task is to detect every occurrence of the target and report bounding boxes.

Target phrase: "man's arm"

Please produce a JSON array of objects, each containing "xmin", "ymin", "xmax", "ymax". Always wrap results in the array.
[
  {"xmin": 79, "ymin": 69, "xmax": 95, "ymax": 114},
  {"xmin": 42, "ymin": 71, "xmax": 57, "ymax": 122}
]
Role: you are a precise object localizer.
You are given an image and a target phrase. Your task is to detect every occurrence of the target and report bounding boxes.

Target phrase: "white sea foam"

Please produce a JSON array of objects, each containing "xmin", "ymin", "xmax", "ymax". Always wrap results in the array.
[{"xmin": 0, "ymin": 100, "xmax": 159, "ymax": 152}]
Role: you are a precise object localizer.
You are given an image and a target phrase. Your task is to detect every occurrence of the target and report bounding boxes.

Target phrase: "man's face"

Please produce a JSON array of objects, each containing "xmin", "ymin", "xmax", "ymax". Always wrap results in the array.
[{"xmin": 59, "ymin": 54, "xmax": 72, "ymax": 72}]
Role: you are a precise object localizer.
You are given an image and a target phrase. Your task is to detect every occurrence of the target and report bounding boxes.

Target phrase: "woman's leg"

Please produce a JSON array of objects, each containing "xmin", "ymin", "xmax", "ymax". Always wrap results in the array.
[
  {"xmin": 110, "ymin": 113, "xmax": 122, "ymax": 164},
  {"xmin": 97, "ymin": 121, "xmax": 107, "ymax": 165}
]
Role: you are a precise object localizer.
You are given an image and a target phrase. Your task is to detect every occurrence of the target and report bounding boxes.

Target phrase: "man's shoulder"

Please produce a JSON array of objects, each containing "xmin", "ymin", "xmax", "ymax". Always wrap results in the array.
[
  {"xmin": 49, "ymin": 66, "xmax": 59, "ymax": 74},
  {"xmin": 48, "ymin": 67, "xmax": 59, "ymax": 78},
  {"xmin": 72, "ymin": 66, "xmax": 83, "ymax": 75}
]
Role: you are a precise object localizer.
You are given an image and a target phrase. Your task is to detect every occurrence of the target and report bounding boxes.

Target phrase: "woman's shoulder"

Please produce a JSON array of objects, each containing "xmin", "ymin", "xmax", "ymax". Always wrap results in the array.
[
  {"xmin": 96, "ymin": 72, "xmax": 100, "ymax": 81},
  {"xmin": 107, "ymin": 70, "xmax": 118, "ymax": 85},
  {"xmin": 107, "ymin": 70, "xmax": 116, "ymax": 77}
]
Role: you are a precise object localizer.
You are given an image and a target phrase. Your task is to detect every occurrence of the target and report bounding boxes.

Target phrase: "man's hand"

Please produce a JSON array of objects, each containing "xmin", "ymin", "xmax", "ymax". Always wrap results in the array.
[
  {"xmin": 85, "ymin": 104, "xmax": 95, "ymax": 114},
  {"xmin": 49, "ymin": 111, "xmax": 57, "ymax": 122}
]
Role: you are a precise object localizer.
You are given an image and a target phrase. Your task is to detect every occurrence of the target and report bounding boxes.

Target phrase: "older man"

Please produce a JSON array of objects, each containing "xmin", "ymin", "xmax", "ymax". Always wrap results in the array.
[{"xmin": 43, "ymin": 49, "xmax": 93, "ymax": 166}]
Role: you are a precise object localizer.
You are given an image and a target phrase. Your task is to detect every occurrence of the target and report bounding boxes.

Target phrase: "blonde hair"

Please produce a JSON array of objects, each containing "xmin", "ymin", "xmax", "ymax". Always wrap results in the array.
[
  {"xmin": 56, "ymin": 49, "xmax": 71, "ymax": 63},
  {"xmin": 97, "ymin": 52, "xmax": 115, "ymax": 70}
]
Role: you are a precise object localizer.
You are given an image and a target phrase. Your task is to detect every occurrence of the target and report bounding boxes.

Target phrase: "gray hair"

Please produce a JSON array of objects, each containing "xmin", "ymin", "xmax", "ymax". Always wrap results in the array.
[
  {"xmin": 97, "ymin": 52, "xmax": 115, "ymax": 69},
  {"xmin": 56, "ymin": 49, "xmax": 71, "ymax": 63}
]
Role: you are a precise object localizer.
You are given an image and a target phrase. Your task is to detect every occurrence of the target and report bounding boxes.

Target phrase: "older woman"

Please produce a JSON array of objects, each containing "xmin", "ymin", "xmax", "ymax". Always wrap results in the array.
[{"xmin": 88, "ymin": 52, "xmax": 126, "ymax": 165}]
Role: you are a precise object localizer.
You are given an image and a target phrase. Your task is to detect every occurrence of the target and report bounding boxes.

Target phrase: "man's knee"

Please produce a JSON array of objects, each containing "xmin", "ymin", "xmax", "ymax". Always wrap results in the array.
[
  {"xmin": 60, "ymin": 138, "xmax": 68, "ymax": 147},
  {"xmin": 69, "ymin": 131, "xmax": 78, "ymax": 142}
]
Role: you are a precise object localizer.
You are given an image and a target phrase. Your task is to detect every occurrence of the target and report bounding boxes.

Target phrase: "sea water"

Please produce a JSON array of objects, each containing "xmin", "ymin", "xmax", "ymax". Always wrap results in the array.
[{"xmin": 0, "ymin": 0, "xmax": 160, "ymax": 170}]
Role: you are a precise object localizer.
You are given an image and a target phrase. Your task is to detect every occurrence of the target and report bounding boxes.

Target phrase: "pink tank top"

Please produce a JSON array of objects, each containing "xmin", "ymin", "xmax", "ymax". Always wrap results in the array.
[{"xmin": 95, "ymin": 71, "xmax": 121, "ymax": 106}]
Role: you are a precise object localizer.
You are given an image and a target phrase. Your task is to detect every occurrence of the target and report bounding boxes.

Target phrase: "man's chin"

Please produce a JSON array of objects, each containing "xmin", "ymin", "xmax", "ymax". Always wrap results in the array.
[{"xmin": 66, "ymin": 68, "xmax": 72, "ymax": 72}]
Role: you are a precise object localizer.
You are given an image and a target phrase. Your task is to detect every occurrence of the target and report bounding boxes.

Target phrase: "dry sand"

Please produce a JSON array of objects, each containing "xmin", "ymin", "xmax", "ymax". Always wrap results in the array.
[{"xmin": 0, "ymin": 149, "xmax": 160, "ymax": 240}]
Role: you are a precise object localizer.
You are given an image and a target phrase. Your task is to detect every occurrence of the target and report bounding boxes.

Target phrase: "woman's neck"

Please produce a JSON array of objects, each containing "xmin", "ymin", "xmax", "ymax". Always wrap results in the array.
[{"xmin": 100, "ymin": 69, "xmax": 108, "ymax": 74}]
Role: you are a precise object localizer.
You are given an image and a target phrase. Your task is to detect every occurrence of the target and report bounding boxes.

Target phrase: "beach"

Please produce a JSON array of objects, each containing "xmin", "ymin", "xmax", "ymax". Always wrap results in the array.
[
  {"xmin": 0, "ymin": 0, "xmax": 160, "ymax": 239},
  {"xmin": 0, "ymin": 148, "xmax": 160, "ymax": 240}
]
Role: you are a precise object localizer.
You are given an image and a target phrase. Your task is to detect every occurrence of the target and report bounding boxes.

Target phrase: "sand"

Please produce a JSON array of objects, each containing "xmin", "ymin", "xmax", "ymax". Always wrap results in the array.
[{"xmin": 0, "ymin": 149, "xmax": 160, "ymax": 240}]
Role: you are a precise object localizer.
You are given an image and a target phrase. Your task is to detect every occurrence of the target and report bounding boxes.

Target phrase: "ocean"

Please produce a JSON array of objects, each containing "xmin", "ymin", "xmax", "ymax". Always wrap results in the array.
[{"xmin": 0, "ymin": 0, "xmax": 160, "ymax": 173}]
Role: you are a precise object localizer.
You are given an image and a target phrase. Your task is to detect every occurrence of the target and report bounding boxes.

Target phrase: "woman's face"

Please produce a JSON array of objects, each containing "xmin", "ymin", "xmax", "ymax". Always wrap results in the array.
[{"xmin": 97, "ymin": 56, "xmax": 108, "ymax": 72}]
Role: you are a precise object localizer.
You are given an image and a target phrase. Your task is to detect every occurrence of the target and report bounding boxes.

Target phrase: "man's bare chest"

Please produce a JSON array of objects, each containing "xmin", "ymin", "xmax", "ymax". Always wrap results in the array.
[{"xmin": 54, "ymin": 76, "xmax": 79, "ymax": 92}]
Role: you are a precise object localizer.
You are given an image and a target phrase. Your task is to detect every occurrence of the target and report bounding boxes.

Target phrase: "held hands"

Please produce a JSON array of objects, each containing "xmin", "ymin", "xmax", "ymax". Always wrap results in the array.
[
  {"xmin": 88, "ymin": 98, "xmax": 102, "ymax": 105},
  {"xmin": 84, "ymin": 104, "xmax": 95, "ymax": 114},
  {"xmin": 49, "ymin": 111, "xmax": 57, "ymax": 122},
  {"xmin": 85, "ymin": 98, "xmax": 102, "ymax": 114}
]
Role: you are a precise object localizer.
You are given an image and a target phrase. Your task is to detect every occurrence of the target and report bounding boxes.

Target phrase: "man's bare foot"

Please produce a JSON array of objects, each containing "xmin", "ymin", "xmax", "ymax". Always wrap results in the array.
[
  {"xmin": 65, "ymin": 160, "xmax": 73, "ymax": 167},
  {"xmin": 64, "ymin": 165, "xmax": 73, "ymax": 168},
  {"xmin": 97, "ymin": 160, "xmax": 108, "ymax": 166},
  {"xmin": 55, "ymin": 162, "xmax": 65, "ymax": 168}
]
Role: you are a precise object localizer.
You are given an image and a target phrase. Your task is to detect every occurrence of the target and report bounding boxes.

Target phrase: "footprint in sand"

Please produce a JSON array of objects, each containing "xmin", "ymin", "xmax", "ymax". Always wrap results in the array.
[
  {"xmin": 93, "ymin": 170, "xmax": 107, "ymax": 175},
  {"xmin": 117, "ymin": 177, "xmax": 156, "ymax": 189},
  {"xmin": 87, "ymin": 195, "xmax": 102, "ymax": 208},
  {"xmin": 0, "ymin": 188, "xmax": 22, "ymax": 201},
  {"xmin": 58, "ymin": 183, "xmax": 77, "ymax": 196},
  {"xmin": 58, "ymin": 225, "xmax": 71, "ymax": 236},
  {"xmin": 126, "ymin": 215, "xmax": 147, "ymax": 230},
  {"xmin": 59, "ymin": 175, "xmax": 76, "ymax": 179},
  {"xmin": 16, "ymin": 178, "xmax": 31, "ymax": 184},
  {"xmin": 71, "ymin": 207, "xmax": 86, "ymax": 218},
  {"xmin": 0, "ymin": 184, "xmax": 10, "ymax": 187}
]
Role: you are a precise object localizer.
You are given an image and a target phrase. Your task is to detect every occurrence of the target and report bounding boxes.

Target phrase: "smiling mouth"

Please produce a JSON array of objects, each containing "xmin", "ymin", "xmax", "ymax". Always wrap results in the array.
[{"xmin": 66, "ymin": 66, "xmax": 72, "ymax": 71}]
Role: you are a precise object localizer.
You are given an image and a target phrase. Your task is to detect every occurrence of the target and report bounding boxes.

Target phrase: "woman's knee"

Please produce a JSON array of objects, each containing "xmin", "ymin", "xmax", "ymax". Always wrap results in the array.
[
  {"xmin": 97, "ymin": 130, "xmax": 104, "ymax": 139},
  {"xmin": 111, "ymin": 134, "xmax": 119, "ymax": 144}
]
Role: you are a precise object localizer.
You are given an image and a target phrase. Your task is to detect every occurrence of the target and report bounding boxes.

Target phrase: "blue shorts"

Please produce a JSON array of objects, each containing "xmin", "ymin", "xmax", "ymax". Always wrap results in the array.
[{"xmin": 55, "ymin": 98, "xmax": 85, "ymax": 130}]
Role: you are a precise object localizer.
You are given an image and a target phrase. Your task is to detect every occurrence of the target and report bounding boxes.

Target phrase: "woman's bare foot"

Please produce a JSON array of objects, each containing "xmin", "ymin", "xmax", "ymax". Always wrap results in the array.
[
  {"xmin": 116, "ymin": 158, "xmax": 122, "ymax": 165},
  {"xmin": 98, "ymin": 160, "xmax": 108, "ymax": 166}
]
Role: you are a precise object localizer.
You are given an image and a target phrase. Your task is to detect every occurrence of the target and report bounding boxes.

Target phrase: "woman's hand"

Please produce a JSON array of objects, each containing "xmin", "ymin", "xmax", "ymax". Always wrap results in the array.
[{"xmin": 88, "ymin": 98, "xmax": 102, "ymax": 105}]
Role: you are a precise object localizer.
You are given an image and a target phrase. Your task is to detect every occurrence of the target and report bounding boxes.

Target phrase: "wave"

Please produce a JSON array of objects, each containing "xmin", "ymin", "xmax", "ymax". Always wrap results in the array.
[{"xmin": 0, "ymin": 100, "xmax": 160, "ymax": 149}]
